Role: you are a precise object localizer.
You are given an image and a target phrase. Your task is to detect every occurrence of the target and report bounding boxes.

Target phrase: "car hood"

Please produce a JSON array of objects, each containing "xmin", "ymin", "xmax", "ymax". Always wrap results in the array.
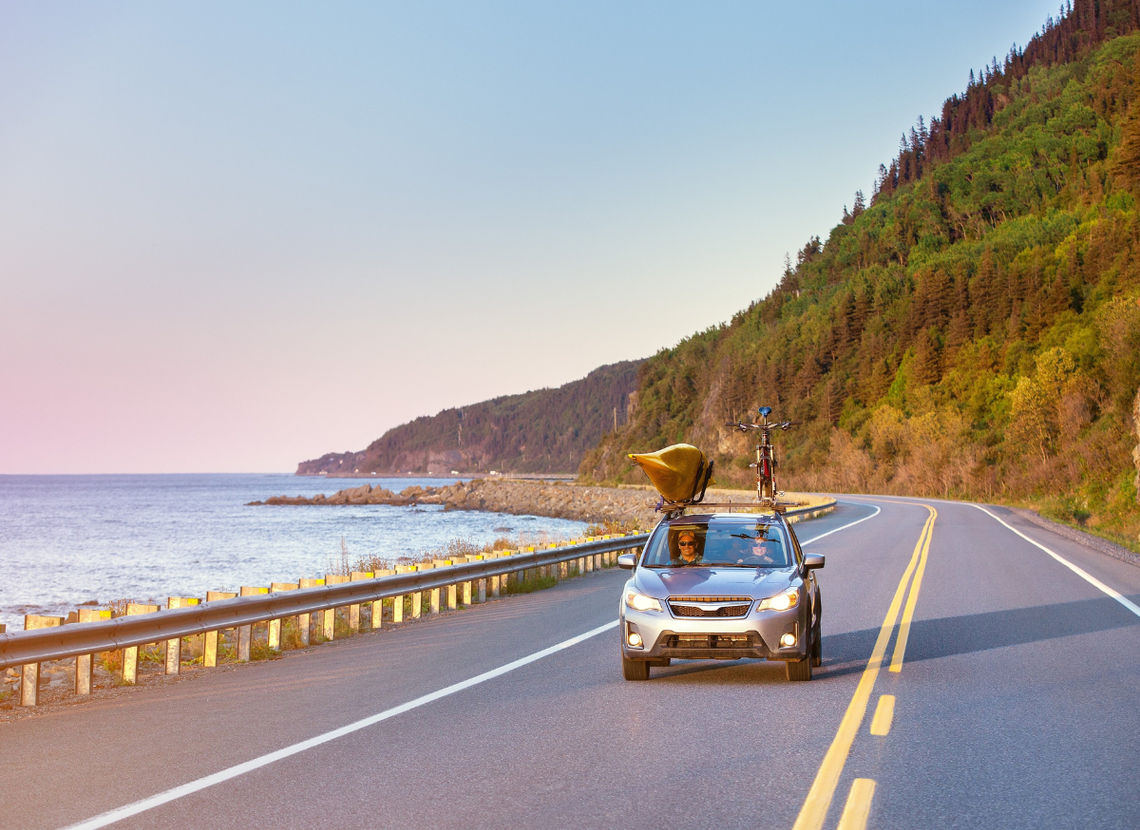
[{"xmin": 634, "ymin": 566, "xmax": 794, "ymax": 598}]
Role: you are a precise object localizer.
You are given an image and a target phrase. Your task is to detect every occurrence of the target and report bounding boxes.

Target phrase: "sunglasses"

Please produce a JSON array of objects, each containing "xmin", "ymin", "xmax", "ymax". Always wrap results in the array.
[{"xmin": 678, "ymin": 540, "xmax": 696, "ymax": 547}]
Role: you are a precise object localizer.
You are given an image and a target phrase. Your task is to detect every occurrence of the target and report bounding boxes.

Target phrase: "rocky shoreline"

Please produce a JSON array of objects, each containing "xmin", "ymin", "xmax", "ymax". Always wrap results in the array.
[
  {"xmin": 249, "ymin": 477, "xmax": 822, "ymax": 529},
  {"xmin": 250, "ymin": 478, "xmax": 664, "ymax": 527}
]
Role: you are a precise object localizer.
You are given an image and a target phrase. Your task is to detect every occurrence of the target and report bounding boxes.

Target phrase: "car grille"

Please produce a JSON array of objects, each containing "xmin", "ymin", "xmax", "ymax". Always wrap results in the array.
[
  {"xmin": 667, "ymin": 596, "xmax": 752, "ymax": 618},
  {"xmin": 664, "ymin": 633, "xmax": 758, "ymax": 649}
]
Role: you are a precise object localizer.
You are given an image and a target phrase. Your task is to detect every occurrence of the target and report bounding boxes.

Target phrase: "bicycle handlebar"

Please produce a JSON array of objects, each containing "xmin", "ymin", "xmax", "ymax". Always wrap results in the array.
[{"xmin": 726, "ymin": 420, "xmax": 794, "ymax": 432}]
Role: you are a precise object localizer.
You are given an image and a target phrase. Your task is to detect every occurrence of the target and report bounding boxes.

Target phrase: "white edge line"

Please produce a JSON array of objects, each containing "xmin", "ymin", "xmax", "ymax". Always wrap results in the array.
[
  {"xmin": 972, "ymin": 504, "xmax": 1140, "ymax": 618},
  {"xmin": 800, "ymin": 503, "xmax": 882, "ymax": 546},
  {"xmin": 65, "ymin": 619, "xmax": 619, "ymax": 830}
]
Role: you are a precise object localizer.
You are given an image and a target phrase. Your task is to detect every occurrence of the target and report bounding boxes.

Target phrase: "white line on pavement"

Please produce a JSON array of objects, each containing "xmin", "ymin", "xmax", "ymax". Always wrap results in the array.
[
  {"xmin": 800, "ymin": 504, "xmax": 882, "ymax": 545},
  {"xmin": 973, "ymin": 504, "xmax": 1140, "ymax": 618},
  {"xmin": 65, "ymin": 619, "xmax": 619, "ymax": 830}
]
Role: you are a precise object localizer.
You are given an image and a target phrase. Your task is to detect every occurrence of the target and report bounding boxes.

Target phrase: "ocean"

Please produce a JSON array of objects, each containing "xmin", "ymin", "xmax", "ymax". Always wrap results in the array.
[{"xmin": 0, "ymin": 474, "xmax": 588, "ymax": 632}]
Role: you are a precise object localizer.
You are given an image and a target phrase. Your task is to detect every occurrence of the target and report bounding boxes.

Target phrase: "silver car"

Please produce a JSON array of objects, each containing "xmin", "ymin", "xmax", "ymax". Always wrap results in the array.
[{"xmin": 617, "ymin": 512, "xmax": 824, "ymax": 681}]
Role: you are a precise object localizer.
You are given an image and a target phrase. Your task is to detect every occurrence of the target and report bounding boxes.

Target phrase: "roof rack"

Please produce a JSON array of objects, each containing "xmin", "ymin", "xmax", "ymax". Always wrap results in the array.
[{"xmin": 652, "ymin": 498, "xmax": 789, "ymax": 519}]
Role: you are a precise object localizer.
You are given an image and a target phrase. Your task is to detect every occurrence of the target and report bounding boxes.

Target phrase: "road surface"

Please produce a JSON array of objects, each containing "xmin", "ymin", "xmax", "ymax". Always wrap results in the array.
[{"xmin": 1, "ymin": 498, "xmax": 1137, "ymax": 829}]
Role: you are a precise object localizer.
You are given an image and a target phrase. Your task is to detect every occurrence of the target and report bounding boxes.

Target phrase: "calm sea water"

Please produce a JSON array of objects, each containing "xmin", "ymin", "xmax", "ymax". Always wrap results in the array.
[{"xmin": 0, "ymin": 474, "xmax": 587, "ymax": 632}]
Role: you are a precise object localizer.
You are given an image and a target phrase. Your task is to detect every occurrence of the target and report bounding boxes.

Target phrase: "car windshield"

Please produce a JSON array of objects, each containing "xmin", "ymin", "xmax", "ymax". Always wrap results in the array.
[{"xmin": 641, "ymin": 517, "xmax": 789, "ymax": 568}]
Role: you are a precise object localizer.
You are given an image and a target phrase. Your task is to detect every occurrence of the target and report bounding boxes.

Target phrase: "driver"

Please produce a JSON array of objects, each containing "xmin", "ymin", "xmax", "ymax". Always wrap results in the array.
[{"xmin": 674, "ymin": 530, "xmax": 701, "ymax": 565}]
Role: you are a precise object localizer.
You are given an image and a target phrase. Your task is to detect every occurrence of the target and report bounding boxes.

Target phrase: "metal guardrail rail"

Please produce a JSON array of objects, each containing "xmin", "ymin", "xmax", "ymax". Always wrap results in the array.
[{"xmin": 0, "ymin": 534, "xmax": 648, "ymax": 673}]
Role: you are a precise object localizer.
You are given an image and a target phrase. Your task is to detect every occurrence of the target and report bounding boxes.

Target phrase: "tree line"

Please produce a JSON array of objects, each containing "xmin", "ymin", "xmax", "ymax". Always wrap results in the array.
[{"xmin": 581, "ymin": 5, "xmax": 1140, "ymax": 548}]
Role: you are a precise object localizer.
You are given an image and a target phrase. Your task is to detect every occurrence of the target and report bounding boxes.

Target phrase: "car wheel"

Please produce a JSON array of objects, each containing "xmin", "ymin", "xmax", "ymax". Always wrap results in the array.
[
  {"xmin": 622, "ymin": 654, "xmax": 650, "ymax": 681},
  {"xmin": 786, "ymin": 655, "xmax": 812, "ymax": 681}
]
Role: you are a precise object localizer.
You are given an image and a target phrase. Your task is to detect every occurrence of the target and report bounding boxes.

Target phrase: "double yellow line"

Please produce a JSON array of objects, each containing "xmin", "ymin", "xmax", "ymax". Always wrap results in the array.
[{"xmin": 792, "ymin": 503, "xmax": 936, "ymax": 830}]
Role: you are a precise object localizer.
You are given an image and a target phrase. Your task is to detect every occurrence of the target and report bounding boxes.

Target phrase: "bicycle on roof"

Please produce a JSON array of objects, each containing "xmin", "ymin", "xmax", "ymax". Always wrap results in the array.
[{"xmin": 727, "ymin": 406, "xmax": 793, "ymax": 505}]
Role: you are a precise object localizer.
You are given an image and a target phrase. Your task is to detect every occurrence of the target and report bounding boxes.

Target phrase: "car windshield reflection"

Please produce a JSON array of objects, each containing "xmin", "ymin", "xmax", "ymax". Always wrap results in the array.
[{"xmin": 641, "ymin": 519, "xmax": 789, "ymax": 569}]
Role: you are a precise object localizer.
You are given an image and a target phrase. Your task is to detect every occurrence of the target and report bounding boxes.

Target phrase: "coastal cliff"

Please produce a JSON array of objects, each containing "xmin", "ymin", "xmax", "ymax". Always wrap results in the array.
[{"xmin": 297, "ymin": 360, "xmax": 642, "ymax": 477}]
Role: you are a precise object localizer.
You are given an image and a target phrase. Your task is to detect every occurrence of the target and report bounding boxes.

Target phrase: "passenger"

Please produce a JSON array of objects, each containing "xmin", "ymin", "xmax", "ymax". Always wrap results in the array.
[
  {"xmin": 748, "ymin": 538, "xmax": 785, "ymax": 566},
  {"xmin": 733, "ymin": 535, "xmax": 785, "ymax": 566}
]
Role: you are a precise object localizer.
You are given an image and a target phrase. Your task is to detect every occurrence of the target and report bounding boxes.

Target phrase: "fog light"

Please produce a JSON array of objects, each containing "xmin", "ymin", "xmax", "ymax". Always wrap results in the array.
[
  {"xmin": 780, "ymin": 632, "xmax": 797, "ymax": 647},
  {"xmin": 628, "ymin": 631, "xmax": 644, "ymax": 648}
]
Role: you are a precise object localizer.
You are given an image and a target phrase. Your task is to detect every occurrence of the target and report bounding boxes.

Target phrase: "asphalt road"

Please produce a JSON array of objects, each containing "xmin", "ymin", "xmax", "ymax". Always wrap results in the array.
[{"xmin": 2, "ymin": 498, "xmax": 1137, "ymax": 830}]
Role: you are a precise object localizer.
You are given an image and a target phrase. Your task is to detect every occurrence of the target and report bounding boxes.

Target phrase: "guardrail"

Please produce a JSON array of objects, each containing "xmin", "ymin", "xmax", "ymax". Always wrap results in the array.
[{"xmin": 0, "ymin": 534, "xmax": 648, "ymax": 706}]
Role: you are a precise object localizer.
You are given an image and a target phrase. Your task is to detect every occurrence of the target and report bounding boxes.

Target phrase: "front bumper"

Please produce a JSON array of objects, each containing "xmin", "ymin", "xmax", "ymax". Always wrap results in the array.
[{"xmin": 620, "ymin": 605, "xmax": 808, "ymax": 663}]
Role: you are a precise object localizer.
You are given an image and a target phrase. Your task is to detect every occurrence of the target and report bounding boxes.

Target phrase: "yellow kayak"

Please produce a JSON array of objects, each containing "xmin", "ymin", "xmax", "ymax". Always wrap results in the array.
[{"xmin": 628, "ymin": 443, "xmax": 710, "ymax": 503}]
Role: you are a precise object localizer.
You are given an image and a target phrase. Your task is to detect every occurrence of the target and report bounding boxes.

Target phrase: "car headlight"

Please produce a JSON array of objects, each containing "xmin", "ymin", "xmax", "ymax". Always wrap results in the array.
[
  {"xmin": 757, "ymin": 588, "xmax": 799, "ymax": 612},
  {"xmin": 625, "ymin": 590, "xmax": 663, "ymax": 613}
]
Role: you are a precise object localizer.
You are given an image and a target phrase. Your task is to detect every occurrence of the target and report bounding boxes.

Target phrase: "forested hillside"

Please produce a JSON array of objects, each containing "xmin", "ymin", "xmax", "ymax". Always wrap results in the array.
[
  {"xmin": 581, "ymin": 0, "xmax": 1140, "ymax": 545},
  {"xmin": 298, "ymin": 360, "xmax": 642, "ymax": 475}
]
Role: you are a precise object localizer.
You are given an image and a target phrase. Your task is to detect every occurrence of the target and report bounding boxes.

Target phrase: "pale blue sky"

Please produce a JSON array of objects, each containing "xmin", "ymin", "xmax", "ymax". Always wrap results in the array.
[{"xmin": 2, "ymin": 0, "xmax": 1063, "ymax": 472}]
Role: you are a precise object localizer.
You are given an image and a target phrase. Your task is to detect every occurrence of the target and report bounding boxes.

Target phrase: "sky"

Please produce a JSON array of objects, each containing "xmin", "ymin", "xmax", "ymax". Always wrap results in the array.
[{"xmin": 1, "ymin": 0, "xmax": 1065, "ymax": 474}]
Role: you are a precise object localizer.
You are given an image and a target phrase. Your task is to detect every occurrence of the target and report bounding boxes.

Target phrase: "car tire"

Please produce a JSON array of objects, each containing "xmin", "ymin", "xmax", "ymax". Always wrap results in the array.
[
  {"xmin": 622, "ymin": 654, "xmax": 651, "ymax": 681},
  {"xmin": 786, "ymin": 655, "xmax": 812, "ymax": 681}
]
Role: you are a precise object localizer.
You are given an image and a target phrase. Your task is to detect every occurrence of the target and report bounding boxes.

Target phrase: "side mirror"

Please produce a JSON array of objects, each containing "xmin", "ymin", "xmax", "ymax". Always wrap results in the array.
[
  {"xmin": 617, "ymin": 552, "xmax": 638, "ymax": 570},
  {"xmin": 803, "ymin": 554, "xmax": 825, "ymax": 571}
]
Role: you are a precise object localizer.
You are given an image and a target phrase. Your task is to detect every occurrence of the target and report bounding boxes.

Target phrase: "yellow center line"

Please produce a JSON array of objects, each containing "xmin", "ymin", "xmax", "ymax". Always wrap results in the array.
[
  {"xmin": 869, "ymin": 695, "xmax": 896, "ymax": 736},
  {"xmin": 890, "ymin": 506, "xmax": 936, "ymax": 672},
  {"xmin": 791, "ymin": 504, "xmax": 935, "ymax": 830},
  {"xmin": 837, "ymin": 779, "xmax": 877, "ymax": 830}
]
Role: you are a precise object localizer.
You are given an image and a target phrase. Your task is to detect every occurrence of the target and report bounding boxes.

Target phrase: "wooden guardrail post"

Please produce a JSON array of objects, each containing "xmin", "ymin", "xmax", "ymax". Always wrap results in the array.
[
  {"xmin": 165, "ymin": 597, "xmax": 200, "ymax": 675},
  {"xmin": 429, "ymin": 560, "xmax": 450, "ymax": 614},
  {"xmin": 237, "ymin": 587, "xmax": 267, "ymax": 661},
  {"xmin": 372, "ymin": 570, "xmax": 395, "ymax": 628},
  {"xmin": 462, "ymin": 555, "xmax": 479, "ymax": 605},
  {"xmin": 75, "ymin": 608, "xmax": 111, "ymax": 695},
  {"xmin": 512, "ymin": 550, "xmax": 523, "ymax": 591},
  {"xmin": 416, "ymin": 562, "xmax": 436, "ymax": 616},
  {"xmin": 410, "ymin": 565, "xmax": 424, "ymax": 619},
  {"xmin": 204, "ymin": 591, "xmax": 237, "ymax": 666},
  {"xmin": 297, "ymin": 578, "xmax": 323, "ymax": 645},
  {"xmin": 20, "ymin": 614, "xmax": 63, "ymax": 706},
  {"xmin": 545, "ymin": 544, "xmax": 558, "ymax": 580},
  {"xmin": 486, "ymin": 553, "xmax": 500, "ymax": 597},
  {"xmin": 122, "ymin": 603, "xmax": 159, "ymax": 684},
  {"xmin": 436, "ymin": 560, "xmax": 458, "ymax": 611},
  {"xmin": 502, "ymin": 551, "xmax": 516, "ymax": 594},
  {"xmin": 269, "ymin": 582, "xmax": 299, "ymax": 649},
  {"xmin": 323, "ymin": 575, "xmax": 349, "ymax": 640},
  {"xmin": 350, "ymin": 572, "xmax": 373, "ymax": 631},
  {"xmin": 522, "ymin": 546, "xmax": 536, "ymax": 585},
  {"xmin": 393, "ymin": 565, "xmax": 413, "ymax": 622},
  {"xmin": 476, "ymin": 557, "xmax": 488, "ymax": 602}
]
